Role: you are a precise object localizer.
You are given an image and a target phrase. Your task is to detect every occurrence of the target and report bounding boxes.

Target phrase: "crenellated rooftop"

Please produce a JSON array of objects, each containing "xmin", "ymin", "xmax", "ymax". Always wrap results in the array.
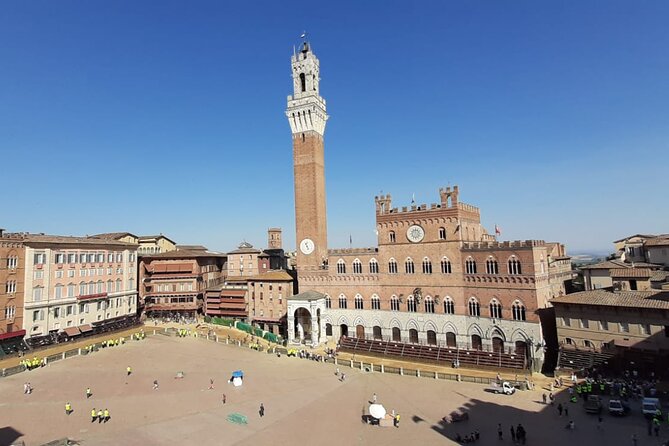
[
  {"xmin": 375, "ymin": 185, "xmax": 480, "ymax": 218},
  {"xmin": 328, "ymin": 247, "xmax": 378, "ymax": 256},
  {"xmin": 462, "ymin": 240, "xmax": 546, "ymax": 251}
]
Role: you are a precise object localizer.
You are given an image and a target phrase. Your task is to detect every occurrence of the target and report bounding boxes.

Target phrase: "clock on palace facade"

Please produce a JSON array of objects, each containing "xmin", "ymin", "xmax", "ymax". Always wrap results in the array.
[
  {"xmin": 300, "ymin": 238, "xmax": 315, "ymax": 255},
  {"xmin": 406, "ymin": 225, "xmax": 425, "ymax": 243}
]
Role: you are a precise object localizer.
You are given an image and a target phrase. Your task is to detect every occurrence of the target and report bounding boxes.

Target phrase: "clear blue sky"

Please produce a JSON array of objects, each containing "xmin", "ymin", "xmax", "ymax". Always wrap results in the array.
[{"xmin": 1, "ymin": 1, "xmax": 667, "ymax": 254}]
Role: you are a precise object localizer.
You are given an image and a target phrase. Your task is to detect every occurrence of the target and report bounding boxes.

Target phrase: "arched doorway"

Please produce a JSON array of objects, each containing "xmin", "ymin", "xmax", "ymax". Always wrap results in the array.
[
  {"xmin": 409, "ymin": 328, "xmax": 419, "ymax": 344},
  {"xmin": 392, "ymin": 327, "xmax": 401, "ymax": 342},
  {"xmin": 515, "ymin": 340, "xmax": 528, "ymax": 358},
  {"xmin": 294, "ymin": 308, "xmax": 312, "ymax": 343},
  {"xmin": 340, "ymin": 324, "xmax": 349, "ymax": 338},
  {"xmin": 427, "ymin": 330, "xmax": 437, "ymax": 346},
  {"xmin": 356, "ymin": 325, "xmax": 365, "ymax": 339},
  {"xmin": 492, "ymin": 337, "xmax": 504, "ymax": 353},
  {"xmin": 325, "ymin": 323, "xmax": 332, "ymax": 336},
  {"xmin": 373, "ymin": 326, "xmax": 382, "ymax": 340},
  {"xmin": 471, "ymin": 334, "xmax": 482, "ymax": 350},
  {"xmin": 446, "ymin": 332, "xmax": 456, "ymax": 348}
]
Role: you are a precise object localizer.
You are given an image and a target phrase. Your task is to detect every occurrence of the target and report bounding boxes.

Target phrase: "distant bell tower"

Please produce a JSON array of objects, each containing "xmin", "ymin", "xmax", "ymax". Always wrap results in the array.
[
  {"xmin": 267, "ymin": 227, "xmax": 283, "ymax": 250},
  {"xmin": 287, "ymin": 40, "xmax": 329, "ymax": 275}
]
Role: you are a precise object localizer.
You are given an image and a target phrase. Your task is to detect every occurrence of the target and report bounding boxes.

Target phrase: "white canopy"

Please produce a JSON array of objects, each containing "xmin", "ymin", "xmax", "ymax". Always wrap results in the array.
[{"xmin": 369, "ymin": 404, "xmax": 387, "ymax": 419}]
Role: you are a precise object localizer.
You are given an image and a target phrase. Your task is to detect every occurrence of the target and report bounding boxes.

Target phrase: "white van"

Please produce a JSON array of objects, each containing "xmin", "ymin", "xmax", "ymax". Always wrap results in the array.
[{"xmin": 642, "ymin": 397, "xmax": 661, "ymax": 418}]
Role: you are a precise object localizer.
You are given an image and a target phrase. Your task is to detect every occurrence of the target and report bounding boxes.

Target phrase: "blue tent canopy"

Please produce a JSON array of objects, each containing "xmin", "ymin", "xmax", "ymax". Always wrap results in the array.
[{"xmin": 232, "ymin": 370, "xmax": 244, "ymax": 378}]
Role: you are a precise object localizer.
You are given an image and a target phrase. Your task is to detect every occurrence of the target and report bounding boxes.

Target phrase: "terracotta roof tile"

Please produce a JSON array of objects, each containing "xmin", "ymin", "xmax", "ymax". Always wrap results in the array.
[{"xmin": 551, "ymin": 290, "xmax": 669, "ymax": 310}]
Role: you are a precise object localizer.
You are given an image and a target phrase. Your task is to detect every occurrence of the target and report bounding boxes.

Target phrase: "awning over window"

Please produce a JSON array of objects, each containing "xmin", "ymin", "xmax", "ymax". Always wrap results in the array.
[
  {"xmin": 0, "ymin": 329, "xmax": 26, "ymax": 341},
  {"xmin": 79, "ymin": 324, "xmax": 93, "ymax": 333},
  {"xmin": 63, "ymin": 327, "xmax": 81, "ymax": 337}
]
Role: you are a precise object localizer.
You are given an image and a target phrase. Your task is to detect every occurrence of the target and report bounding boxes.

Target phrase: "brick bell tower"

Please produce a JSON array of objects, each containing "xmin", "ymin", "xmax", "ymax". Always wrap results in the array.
[{"xmin": 286, "ymin": 40, "xmax": 329, "ymax": 275}]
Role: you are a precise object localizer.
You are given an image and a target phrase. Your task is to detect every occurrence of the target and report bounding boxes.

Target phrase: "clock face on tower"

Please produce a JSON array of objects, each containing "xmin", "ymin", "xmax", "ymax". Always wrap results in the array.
[
  {"xmin": 300, "ymin": 238, "xmax": 315, "ymax": 255},
  {"xmin": 406, "ymin": 225, "xmax": 425, "ymax": 243}
]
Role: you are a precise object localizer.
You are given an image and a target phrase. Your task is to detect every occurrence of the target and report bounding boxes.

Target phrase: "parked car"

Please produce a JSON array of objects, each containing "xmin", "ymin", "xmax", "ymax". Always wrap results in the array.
[
  {"xmin": 608, "ymin": 399, "xmax": 630, "ymax": 416},
  {"xmin": 584, "ymin": 395, "xmax": 603, "ymax": 414}
]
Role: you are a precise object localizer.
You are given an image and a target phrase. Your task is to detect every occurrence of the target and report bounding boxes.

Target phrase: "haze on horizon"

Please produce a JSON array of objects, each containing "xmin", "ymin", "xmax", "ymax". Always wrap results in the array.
[{"xmin": 1, "ymin": 1, "xmax": 667, "ymax": 255}]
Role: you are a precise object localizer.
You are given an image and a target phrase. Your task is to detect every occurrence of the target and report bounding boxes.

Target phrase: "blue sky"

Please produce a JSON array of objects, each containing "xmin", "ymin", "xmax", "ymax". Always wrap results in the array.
[{"xmin": 1, "ymin": 1, "xmax": 667, "ymax": 254}]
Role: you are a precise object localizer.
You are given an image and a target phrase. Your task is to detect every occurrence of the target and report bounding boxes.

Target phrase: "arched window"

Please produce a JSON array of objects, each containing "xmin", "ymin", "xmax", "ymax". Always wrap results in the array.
[
  {"xmin": 471, "ymin": 334, "xmax": 483, "ymax": 350},
  {"xmin": 97, "ymin": 280, "xmax": 104, "ymax": 294},
  {"xmin": 389, "ymin": 231, "xmax": 396, "ymax": 243},
  {"xmin": 336, "ymin": 259, "xmax": 346, "ymax": 274},
  {"xmin": 465, "ymin": 257, "xmax": 477, "ymax": 274},
  {"xmin": 583, "ymin": 339, "xmax": 592, "ymax": 348},
  {"xmin": 407, "ymin": 296, "xmax": 417, "ymax": 312},
  {"xmin": 354, "ymin": 294, "xmax": 364, "ymax": 310},
  {"xmin": 424, "ymin": 296, "xmax": 435, "ymax": 313},
  {"xmin": 485, "ymin": 257, "xmax": 499, "ymax": 275},
  {"xmin": 422, "ymin": 257, "xmax": 432, "ymax": 274},
  {"xmin": 299, "ymin": 73, "xmax": 306, "ymax": 92},
  {"xmin": 325, "ymin": 323, "xmax": 333, "ymax": 336},
  {"xmin": 369, "ymin": 259, "xmax": 379, "ymax": 274},
  {"xmin": 79, "ymin": 282, "xmax": 86, "ymax": 296},
  {"xmin": 390, "ymin": 295, "xmax": 400, "ymax": 311},
  {"xmin": 371, "ymin": 294, "xmax": 380, "ymax": 310},
  {"xmin": 468, "ymin": 297, "xmax": 480, "ymax": 316},
  {"xmin": 427, "ymin": 330, "xmax": 437, "ymax": 345},
  {"xmin": 489, "ymin": 298, "xmax": 502, "ymax": 319},
  {"xmin": 512, "ymin": 300, "xmax": 526, "ymax": 321},
  {"xmin": 106, "ymin": 280, "xmax": 113, "ymax": 293},
  {"xmin": 438, "ymin": 227, "xmax": 447, "ymax": 240},
  {"xmin": 115, "ymin": 279, "xmax": 122, "ymax": 292},
  {"xmin": 88, "ymin": 281, "xmax": 95, "ymax": 294},
  {"xmin": 443, "ymin": 296, "xmax": 455, "ymax": 314},
  {"xmin": 388, "ymin": 258, "xmax": 398, "ymax": 274},
  {"xmin": 508, "ymin": 256, "xmax": 522, "ymax": 275},
  {"xmin": 352, "ymin": 259, "xmax": 362, "ymax": 274},
  {"xmin": 67, "ymin": 283, "xmax": 75, "ymax": 298},
  {"xmin": 565, "ymin": 337, "xmax": 573, "ymax": 345},
  {"xmin": 373, "ymin": 326, "xmax": 382, "ymax": 340},
  {"xmin": 338, "ymin": 294, "xmax": 347, "ymax": 309},
  {"xmin": 54, "ymin": 284, "xmax": 63, "ymax": 299},
  {"xmin": 441, "ymin": 257, "xmax": 452, "ymax": 274},
  {"xmin": 409, "ymin": 328, "xmax": 419, "ymax": 344},
  {"xmin": 325, "ymin": 295, "xmax": 331, "ymax": 309},
  {"xmin": 405, "ymin": 258, "xmax": 415, "ymax": 274}
]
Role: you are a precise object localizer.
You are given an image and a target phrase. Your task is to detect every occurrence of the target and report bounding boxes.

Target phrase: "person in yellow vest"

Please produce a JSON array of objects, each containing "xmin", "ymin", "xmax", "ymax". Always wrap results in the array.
[
  {"xmin": 126, "ymin": 366, "xmax": 132, "ymax": 376},
  {"xmin": 97, "ymin": 409, "xmax": 104, "ymax": 423},
  {"xmin": 65, "ymin": 402, "xmax": 72, "ymax": 415},
  {"xmin": 103, "ymin": 408, "xmax": 110, "ymax": 423},
  {"xmin": 91, "ymin": 408, "xmax": 97, "ymax": 423},
  {"xmin": 394, "ymin": 413, "xmax": 400, "ymax": 428}
]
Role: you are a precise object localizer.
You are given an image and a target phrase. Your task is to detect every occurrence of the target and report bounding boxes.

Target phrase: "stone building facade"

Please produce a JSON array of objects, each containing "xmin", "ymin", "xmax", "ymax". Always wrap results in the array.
[
  {"xmin": 285, "ymin": 42, "xmax": 571, "ymax": 371},
  {"xmin": 20, "ymin": 234, "xmax": 138, "ymax": 342},
  {"xmin": 0, "ymin": 230, "xmax": 26, "ymax": 351}
]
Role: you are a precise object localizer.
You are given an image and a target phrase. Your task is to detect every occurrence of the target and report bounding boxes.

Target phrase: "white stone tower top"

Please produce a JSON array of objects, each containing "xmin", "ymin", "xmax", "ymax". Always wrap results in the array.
[{"xmin": 286, "ymin": 41, "xmax": 328, "ymax": 136}]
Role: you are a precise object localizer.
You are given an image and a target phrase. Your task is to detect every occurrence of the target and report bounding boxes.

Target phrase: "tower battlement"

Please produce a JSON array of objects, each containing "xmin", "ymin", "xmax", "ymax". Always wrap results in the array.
[
  {"xmin": 375, "ymin": 186, "xmax": 479, "ymax": 217},
  {"xmin": 462, "ymin": 240, "xmax": 546, "ymax": 251}
]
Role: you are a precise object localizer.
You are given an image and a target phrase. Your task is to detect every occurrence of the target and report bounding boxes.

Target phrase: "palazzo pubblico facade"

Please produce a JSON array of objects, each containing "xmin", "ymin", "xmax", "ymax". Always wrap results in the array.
[{"xmin": 286, "ymin": 41, "xmax": 571, "ymax": 371}]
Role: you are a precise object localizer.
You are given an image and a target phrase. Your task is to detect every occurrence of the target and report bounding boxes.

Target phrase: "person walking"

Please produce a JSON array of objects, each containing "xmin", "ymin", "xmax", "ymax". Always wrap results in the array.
[
  {"xmin": 372, "ymin": 393, "xmax": 377, "ymax": 403},
  {"xmin": 26, "ymin": 382, "xmax": 32, "ymax": 394},
  {"xmin": 631, "ymin": 433, "xmax": 638, "ymax": 446},
  {"xmin": 597, "ymin": 415, "xmax": 603, "ymax": 430},
  {"xmin": 127, "ymin": 366, "xmax": 132, "ymax": 376},
  {"xmin": 104, "ymin": 408, "xmax": 110, "ymax": 423},
  {"xmin": 395, "ymin": 413, "xmax": 400, "ymax": 428},
  {"xmin": 557, "ymin": 403, "xmax": 563, "ymax": 416},
  {"xmin": 510, "ymin": 425, "xmax": 516, "ymax": 443},
  {"xmin": 222, "ymin": 394, "xmax": 226, "ymax": 404},
  {"xmin": 86, "ymin": 387, "xmax": 92, "ymax": 399},
  {"xmin": 65, "ymin": 402, "xmax": 72, "ymax": 415},
  {"xmin": 542, "ymin": 393, "xmax": 547, "ymax": 404},
  {"xmin": 97, "ymin": 409, "xmax": 104, "ymax": 423},
  {"xmin": 153, "ymin": 380, "xmax": 159, "ymax": 390},
  {"xmin": 259, "ymin": 403, "xmax": 265, "ymax": 417},
  {"xmin": 564, "ymin": 407, "xmax": 569, "ymax": 418},
  {"xmin": 209, "ymin": 378, "xmax": 214, "ymax": 390},
  {"xmin": 497, "ymin": 423, "xmax": 503, "ymax": 440},
  {"xmin": 91, "ymin": 408, "xmax": 97, "ymax": 423}
]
